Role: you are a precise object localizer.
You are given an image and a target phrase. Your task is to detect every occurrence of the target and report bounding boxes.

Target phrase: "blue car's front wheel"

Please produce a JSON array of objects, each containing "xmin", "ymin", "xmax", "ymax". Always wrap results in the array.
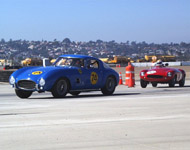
[
  {"xmin": 51, "ymin": 78, "xmax": 68, "ymax": 98},
  {"xmin": 15, "ymin": 89, "xmax": 33, "ymax": 99}
]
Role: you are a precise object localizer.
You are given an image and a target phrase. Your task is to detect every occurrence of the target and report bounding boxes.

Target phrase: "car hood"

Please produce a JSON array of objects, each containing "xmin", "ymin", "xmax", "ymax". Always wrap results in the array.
[
  {"xmin": 144, "ymin": 67, "xmax": 175, "ymax": 75},
  {"xmin": 15, "ymin": 66, "xmax": 76, "ymax": 83}
]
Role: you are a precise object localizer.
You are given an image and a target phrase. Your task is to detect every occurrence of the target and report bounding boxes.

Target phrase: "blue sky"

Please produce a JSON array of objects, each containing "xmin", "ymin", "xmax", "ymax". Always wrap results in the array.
[{"xmin": 0, "ymin": 0, "xmax": 190, "ymax": 43}]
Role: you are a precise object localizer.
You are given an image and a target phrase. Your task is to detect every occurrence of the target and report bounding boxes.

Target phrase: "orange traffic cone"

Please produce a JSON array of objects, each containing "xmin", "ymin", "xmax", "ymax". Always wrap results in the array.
[
  {"xmin": 125, "ymin": 62, "xmax": 135, "ymax": 87},
  {"xmin": 128, "ymin": 73, "xmax": 135, "ymax": 87},
  {"xmin": 119, "ymin": 72, "xmax": 123, "ymax": 85}
]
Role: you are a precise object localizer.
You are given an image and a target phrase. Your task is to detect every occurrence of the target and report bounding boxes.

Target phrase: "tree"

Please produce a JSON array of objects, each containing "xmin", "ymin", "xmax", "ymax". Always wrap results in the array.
[
  {"xmin": 63, "ymin": 38, "xmax": 71, "ymax": 44},
  {"xmin": 1, "ymin": 38, "xmax": 5, "ymax": 43},
  {"xmin": 96, "ymin": 39, "xmax": 103, "ymax": 43},
  {"xmin": 9, "ymin": 38, "xmax": 13, "ymax": 43}
]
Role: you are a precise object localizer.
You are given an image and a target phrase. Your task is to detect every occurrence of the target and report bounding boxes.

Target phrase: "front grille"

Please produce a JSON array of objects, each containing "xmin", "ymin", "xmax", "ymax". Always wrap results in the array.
[
  {"xmin": 147, "ymin": 75, "xmax": 163, "ymax": 79},
  {"xmin": 18, "ymin": 80, "xmax": 36, "ymax": 90}
]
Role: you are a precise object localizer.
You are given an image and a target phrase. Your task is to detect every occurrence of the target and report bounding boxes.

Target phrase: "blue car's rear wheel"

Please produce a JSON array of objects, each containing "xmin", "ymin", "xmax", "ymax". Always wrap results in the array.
[
  {"xmin": 15, "ymin": 89, "xmax": 33, "ymax": 98},
  {"xmin": 101, "ymin": 76, "xmax": 116, "ymax": 95},
  {"xmin": 51, "ymin": 78, "xmax": 68, "ymax": 98}
]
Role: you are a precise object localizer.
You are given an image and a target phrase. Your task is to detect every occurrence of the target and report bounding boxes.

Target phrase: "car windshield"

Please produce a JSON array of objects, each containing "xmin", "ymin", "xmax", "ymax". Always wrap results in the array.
[{"xmin": 53, "ymin": 57, "xmax": 84, "ymax": 67}]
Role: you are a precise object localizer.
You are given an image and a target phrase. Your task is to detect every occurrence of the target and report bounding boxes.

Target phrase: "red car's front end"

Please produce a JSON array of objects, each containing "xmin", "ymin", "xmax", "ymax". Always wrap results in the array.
[
  {"xmin": 140, "ymin": 67, "xmax": 176, "ymax": 83},
  {"xmin": 139, "ymin": 66, "xmax": 185, "ymax": 88}
]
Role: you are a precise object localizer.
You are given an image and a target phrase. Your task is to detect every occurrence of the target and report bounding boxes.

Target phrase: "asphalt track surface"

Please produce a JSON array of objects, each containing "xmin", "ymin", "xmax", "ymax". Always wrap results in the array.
[{"xmin": 0, "ymin": 81, "xmax": 190, "ymax": 150}]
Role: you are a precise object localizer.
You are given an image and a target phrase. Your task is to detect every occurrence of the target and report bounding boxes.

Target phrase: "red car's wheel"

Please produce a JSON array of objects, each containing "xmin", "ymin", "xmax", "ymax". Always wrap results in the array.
[
  {"xmin": 179, "ymin": 76, "xmax": 185, "ymax": 87},
  {"xmin": 151, "ymin": 82, "xmax": 158, "ymax": 87},
  {"xmin": 169, "ymin": 76, "xmax": 176, "ymax": 87},
  {"xmin": 140, "ymin": 79, "xmax": 148, "ymax": 88}
]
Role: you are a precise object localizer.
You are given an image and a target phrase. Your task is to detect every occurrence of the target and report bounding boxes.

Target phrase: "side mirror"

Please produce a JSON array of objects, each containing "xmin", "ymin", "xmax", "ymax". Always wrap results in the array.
[{"xmin": 165, "ymin": 63, "xmax": 169, "ymax": 67}]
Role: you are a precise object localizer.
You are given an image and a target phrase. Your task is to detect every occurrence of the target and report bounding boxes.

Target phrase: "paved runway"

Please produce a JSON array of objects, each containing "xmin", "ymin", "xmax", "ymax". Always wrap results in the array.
[{"xmin": 0, "ymin": 81, "xmax": 190, "ymax": 150}]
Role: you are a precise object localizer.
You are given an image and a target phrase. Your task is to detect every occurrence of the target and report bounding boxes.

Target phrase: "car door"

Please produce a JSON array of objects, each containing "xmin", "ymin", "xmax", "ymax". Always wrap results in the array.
[
  {"xmin": 69, "ymin": 59, "xmax": 86, "ymax": 90},
  {"xmin": 83, "ymin": 58, "xmax": 103, "ymax": 89}
]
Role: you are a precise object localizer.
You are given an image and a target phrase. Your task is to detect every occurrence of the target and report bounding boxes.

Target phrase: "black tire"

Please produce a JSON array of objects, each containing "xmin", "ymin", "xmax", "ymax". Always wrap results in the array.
[
  {"xmin": 15, "ymin": 89, "xmax": 33, "ymax": 98},
  {"xmin": 51, "ymin": 78, "xmax": 68, "ymax": 98},
  {"xmin": 179, "ymin": 76, "xmax": 185, "ymax": 87},
  {"xmin": 140, "ymin": 79, "xmax": 148, "ymax": 88},
  {"xmin": 101, "ymin": 76, "xmax": 116, "ymax": 95},
  {"xmin": 151, "ymin": 82, "xmax": 158, "ymax": 87},
  {"xmin": 169, "ymin": 76, "xmax": 176, "ymax": 87},
  {"xmin": 70, "ymin": 91, "xmax": 81, "ymax": 96}
]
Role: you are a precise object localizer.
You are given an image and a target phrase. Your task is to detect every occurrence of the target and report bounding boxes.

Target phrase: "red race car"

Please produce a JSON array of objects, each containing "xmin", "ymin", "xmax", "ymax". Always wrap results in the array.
[{"xmin": 139, "ymin": 62, "xmax": 186, "ymax": 88}]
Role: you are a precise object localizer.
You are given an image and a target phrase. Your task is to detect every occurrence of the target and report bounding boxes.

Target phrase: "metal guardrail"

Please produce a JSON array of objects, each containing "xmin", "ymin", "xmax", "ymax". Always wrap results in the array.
[
  {"xmin": 181, "ymin": 61, "xmax": 190, "ymax": 66},
  {"xmin": 132, "ymin": 62, "xmax": 182, "ymax": 67}
]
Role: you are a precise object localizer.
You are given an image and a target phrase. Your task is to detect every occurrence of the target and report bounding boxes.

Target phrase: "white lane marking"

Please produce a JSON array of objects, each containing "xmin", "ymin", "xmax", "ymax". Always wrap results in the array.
[
  {"xmin": 76, "ymin": 94, "xmax": 190, "ymax": 102},
  {"xmin": 0, "ymin": 115, "xmax": 188, "ymax": 128},
  {"xmin": 126, "ymin": 94, "xmax": 190, "ymax": 100}
]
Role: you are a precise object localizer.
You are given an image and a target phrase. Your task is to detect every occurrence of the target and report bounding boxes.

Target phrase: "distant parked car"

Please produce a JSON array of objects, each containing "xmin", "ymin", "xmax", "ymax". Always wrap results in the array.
[
  {"xmin": 139, "ymin": 61, "xmax": 186, "ymax": 88},
  {"xmin": 9, "ymin": 55, "xmax": 119, "ymax": 98},
  {"xmin": 4, "ymin": 65, "xmax": 22, "ymax": 70}
]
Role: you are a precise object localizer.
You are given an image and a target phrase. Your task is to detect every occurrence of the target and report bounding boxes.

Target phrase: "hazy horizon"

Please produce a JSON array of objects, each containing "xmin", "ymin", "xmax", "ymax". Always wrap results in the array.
[
  {"xmin": 1, "ymin": 0, "xmax": 190, "ymax": 44},
  {"xmin": 1, "ymin": 38, "xmax": 189, "ymax": 45}
]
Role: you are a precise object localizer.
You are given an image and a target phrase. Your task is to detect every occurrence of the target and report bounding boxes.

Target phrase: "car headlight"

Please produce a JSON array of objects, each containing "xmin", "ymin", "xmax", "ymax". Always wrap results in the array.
[
  {"xmin": 9, "ymin": 76, "xmax": 15, "ymax": 85},
  {"xmin": 141, "ymin": 72, "xmax": 145, "ymax": 76},
  {"xmin": 167, "ymin": 72, "xmax": 172, "ymax": 77},
  {"xmin": 39, "ymin": 78, "xmax": 45, "ymax": 86}
]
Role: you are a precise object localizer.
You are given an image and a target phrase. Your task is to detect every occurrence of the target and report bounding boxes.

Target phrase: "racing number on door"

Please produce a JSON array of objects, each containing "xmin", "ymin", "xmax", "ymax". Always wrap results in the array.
[{"xmin": 91, "ymin": 72, "xmax": 98, "ymax": 85}]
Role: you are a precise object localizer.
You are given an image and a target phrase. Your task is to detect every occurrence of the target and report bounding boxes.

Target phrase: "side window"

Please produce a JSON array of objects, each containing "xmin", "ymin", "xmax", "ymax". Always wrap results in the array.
[
  {"xmin": 72, "ymin": 59, "xmax": 84, "ymax": 68},
  {"xmin": 87, "ymin": 59, "xmax": 99, "ymax": 69}
]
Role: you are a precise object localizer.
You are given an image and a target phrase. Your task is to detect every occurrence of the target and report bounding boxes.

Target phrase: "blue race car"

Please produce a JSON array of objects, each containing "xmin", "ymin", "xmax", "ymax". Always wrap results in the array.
[{"xmin": 9, "ymin": 55, "xmax": 119, "ymax": 98}]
